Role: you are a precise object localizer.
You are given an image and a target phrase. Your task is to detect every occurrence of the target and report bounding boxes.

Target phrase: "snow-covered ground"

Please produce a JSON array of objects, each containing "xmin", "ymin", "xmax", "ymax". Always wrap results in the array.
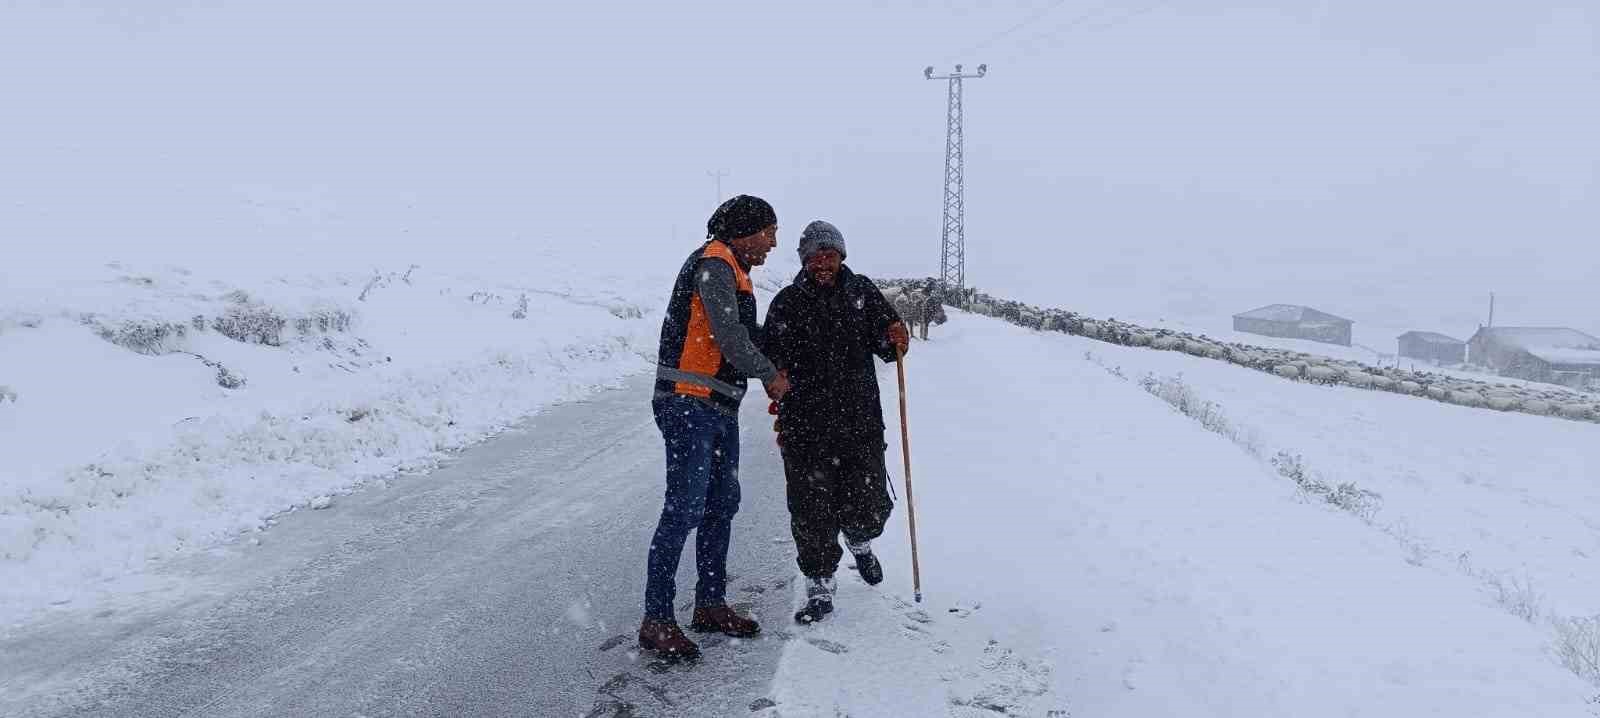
[
  {"xmin": 764, "ymin": 310, "xmax": 1597, "ymax": 717},
  {"xmin": 1077, "ymin": 331, "xmax": 1600, "ymax": 620},
  {"xmin": 8, "ymin": 261, "xmax": 1600, "ymax": 715},
  {"xmin": 0, "ymin": 249, "xmax": 714, "ymax": 625}
]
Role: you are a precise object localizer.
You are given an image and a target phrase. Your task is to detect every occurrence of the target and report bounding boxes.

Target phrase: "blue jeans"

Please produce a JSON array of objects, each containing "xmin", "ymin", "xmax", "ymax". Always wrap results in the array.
[{"xmin": 643, "ymin": 394, "xmax": 742, "ymax": 621}]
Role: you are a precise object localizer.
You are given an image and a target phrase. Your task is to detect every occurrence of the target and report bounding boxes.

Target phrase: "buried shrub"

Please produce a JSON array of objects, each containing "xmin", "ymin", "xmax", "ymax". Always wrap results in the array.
[
  {"xmin": 1552, "ymin": 614, "xmax": 1600, "ymax": 686},
  {"xmin": 1270, "ymin": 451, "xmax": 1382, "ymax": 521},
  {"xmin": 86, "ymin": 317, "xmax": 190, "ymax": 355},
  {"xmin": 213, "ymin": 304, "xmax": 288, "ymax": 346},
  {"xmin": 1137, "ymin": 372, "xmax": 1259, "ymax": 455}
]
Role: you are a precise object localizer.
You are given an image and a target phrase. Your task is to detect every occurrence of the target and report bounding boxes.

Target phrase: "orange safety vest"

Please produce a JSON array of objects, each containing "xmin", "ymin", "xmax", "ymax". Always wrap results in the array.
[{"xmin": 655, "ymin": 240, "xmax": 761, "ymax": 410}]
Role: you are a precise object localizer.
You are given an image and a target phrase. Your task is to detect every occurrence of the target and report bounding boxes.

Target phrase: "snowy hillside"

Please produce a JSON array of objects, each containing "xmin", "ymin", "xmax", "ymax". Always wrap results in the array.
[
  {"xmin": 6, "ymin": 260, "xmax": 1600, "ymax": 715},
  {"xmin": 0, "ymin": 254, "xmax": 670, "ymax": 624},
  {"xmin": 766, "ymin": 309, "xmax": 1598, "ymax": 716},
  {"xmin": 0, "ymin": 245, "xmax": 821, "ymax": 627}
]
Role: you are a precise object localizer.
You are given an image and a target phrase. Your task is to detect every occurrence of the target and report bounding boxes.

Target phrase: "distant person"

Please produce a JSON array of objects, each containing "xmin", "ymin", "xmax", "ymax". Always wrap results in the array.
[
  {"xmin": 762, "ymin": 220, "xmax": 910, "ymax": 624},
  {"xmin": 639, "ymin": 195, "xmax": 790, "ymax": 661}
]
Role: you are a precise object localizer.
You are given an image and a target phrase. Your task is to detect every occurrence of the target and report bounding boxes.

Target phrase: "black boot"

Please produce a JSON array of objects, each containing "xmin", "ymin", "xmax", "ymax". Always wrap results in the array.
[
  {"xmin": 852, "ymin": 551, "xmax": 883, "ymax": 586},
  {"xmin": 846, "ymin": 539, "xmax": 883, "ymax": 586},
  {"xmin": 794, "ymin": 576, "xmax": 835, "ymax": 624},
  {"xmin": 794, "ymin": 597, "xmax": 833, "ymax": 624}
]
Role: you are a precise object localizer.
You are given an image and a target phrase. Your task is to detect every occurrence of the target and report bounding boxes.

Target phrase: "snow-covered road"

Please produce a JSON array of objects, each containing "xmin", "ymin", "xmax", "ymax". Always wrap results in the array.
[{"xmin": 1, "ymin": 376, "xmax": 798, "ymax": 717}]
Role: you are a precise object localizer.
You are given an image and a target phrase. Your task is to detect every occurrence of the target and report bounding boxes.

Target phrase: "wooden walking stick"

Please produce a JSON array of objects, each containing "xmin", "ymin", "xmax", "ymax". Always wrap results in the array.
[{"xmin": 895, "ymin": 344, "xmax": 924, "ymax": 603}]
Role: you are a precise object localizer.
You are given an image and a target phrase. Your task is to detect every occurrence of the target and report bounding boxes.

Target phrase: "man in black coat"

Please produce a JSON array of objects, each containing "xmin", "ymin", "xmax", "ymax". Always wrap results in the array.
[{"xmin": 763, "ymin": 220, "xmax": 911, "ymax": 624}]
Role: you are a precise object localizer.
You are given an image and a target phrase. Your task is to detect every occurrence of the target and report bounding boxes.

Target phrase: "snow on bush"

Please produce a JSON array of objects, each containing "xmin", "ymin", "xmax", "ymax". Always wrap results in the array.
[
  {"xmin": 1552, "ymin": 615, "xmax": 1600, "ymax": 686},
  {"xmin": 1136, "ymin": 371, "xmax": 1261, "ymax": 457},
  {"xmin": 1083, "ymin": 351, "xmax": 1388, "ymax": 525},
  {"xmin": 1269, "ymin": 451, "xmax": 1383, "ymax": 521}
]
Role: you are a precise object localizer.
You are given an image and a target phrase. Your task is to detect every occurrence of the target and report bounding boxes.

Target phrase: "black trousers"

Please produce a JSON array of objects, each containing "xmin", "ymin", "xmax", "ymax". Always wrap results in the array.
[{"xmin": 782, "ymin": 438, "xmax": 895, "ymax": 579}]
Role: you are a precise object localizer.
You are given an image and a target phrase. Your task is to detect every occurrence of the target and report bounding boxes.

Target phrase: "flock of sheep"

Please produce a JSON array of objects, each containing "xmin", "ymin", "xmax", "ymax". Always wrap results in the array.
[{"xmin": 881, "ymin": 279, "xmax": 1600, "ymax": 424}]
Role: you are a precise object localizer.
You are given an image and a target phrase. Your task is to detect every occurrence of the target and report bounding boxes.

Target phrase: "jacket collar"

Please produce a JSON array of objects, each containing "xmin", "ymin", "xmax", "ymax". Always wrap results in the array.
[{"xmin": 707, "ymin": 239, "xmax": 753, "ymax": 272}]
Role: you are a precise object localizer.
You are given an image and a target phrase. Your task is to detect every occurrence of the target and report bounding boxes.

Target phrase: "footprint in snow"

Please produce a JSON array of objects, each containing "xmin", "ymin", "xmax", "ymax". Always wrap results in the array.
[
  {"xmin": 805, "ymin": 637, "xmax": 849, "ymax": 654},
  {"xmin": 597, "ymin": 672, "xmax": 635, "ymax": 694},
  {"xmin": 582, "ymin": 698, "xmax": 637, "ymax": 718},
  {"xmin": 949, "ymin": 641, "xmax": 1053, "ymax": 715},
  {"xmin": 598, "ymin": 634, "xmax": 631, "ymax": 652},
  {"xmin": 598, "ymin": 672, "xmax": 675, "ymax": 708}
]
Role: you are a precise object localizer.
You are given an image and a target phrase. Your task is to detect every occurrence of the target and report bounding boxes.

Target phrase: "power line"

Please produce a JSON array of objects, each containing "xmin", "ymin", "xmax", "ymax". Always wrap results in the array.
[
  {"xmin": 941, "ymin": 0, "xmax": 1072, "ymax": 64},
  {"xmin": 996, "ymin": 1, "xmax": 1168, "ymax": 65},
  {"xmin": 944, "ymin": 0, "xmax": 1123, "ymax": 65}
]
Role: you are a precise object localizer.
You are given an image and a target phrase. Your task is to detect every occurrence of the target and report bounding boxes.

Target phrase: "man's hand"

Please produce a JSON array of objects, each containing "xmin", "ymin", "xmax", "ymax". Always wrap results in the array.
[
  {"xmin": 887, "ymin": 321, "xmax": 911, "ymax": 356},
  {"xmin": 765, "ymin": 370, "xmax": 790, "ymax": 401}
]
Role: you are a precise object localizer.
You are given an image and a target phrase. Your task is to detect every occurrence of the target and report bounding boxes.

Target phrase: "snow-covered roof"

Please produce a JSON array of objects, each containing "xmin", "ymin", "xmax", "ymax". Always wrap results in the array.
[
  {"xmin": 1477, "ymin": 327, "xmax": 1600, "ymax": 350},
  {"xmin": 1476, "ymin": 327, "xmax": 1600, "ymax": 367},
  {"xmin": 1234, "ymin": 304, "xmax": 1351, "ymax": 325},
  {"xmin": 1399, "ymin": 331, "xmax": 1464, "ymax": 345},
  {"xmin": 1528, "ymin": 347, "xmax": 1600, "ymax": 367}
]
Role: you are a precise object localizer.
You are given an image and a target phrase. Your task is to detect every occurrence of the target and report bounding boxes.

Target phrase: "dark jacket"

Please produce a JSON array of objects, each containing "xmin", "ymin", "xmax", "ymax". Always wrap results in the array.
[
  {"xmin": 763, "ymin": 266, "xmax": 900, "ymax": 450},
  {"xmin": 654, "ymin": 240, "xmax": 775, "ymax": 414}
]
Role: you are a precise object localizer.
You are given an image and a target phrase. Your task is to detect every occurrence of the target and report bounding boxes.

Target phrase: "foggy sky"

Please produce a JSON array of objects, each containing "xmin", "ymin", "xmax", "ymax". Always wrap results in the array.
[{"xmin": 3, "ymin": 1, "xmax": 1594, "ymax": 337}]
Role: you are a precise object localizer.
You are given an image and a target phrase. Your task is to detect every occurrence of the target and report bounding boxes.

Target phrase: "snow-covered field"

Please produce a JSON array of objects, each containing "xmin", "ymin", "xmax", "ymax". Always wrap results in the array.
[
  {"xmin": 0, "ymin": 250, "xmax": 707, "ymax": 625},
  {"xmin": 764, "ymin": 310, "xmax": 1598, "ymax": 717},
  {"xmin": 7, "ymin": 261, "xmax": 1599, "ymax": 715}
]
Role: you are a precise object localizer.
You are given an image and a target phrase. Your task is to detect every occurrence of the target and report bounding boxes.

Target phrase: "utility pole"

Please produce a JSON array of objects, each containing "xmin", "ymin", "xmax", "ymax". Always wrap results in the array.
[
  {"xmin": 707, "ymin": 169, "xmax": 729, "ymax": 207},
  {"xmin": 1488, "ymin": 291, "xmax": 1496, "ymax": 328},
  {"xmin": 924, "ymin": 63, "xmax": 986, "ymax": 301}
]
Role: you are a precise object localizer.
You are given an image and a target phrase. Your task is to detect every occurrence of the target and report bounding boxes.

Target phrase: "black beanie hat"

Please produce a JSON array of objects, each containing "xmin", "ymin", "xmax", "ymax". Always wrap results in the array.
[{"xmin": 707, "ymin": 194, "xmax": 776, "ymax": 241}]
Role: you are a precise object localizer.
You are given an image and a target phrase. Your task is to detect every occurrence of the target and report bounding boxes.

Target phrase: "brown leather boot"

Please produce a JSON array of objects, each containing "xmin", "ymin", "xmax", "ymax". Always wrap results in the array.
[
  {"xmin": 689, "ymin": 605, "xmax": 761, "ymax": 637},
  {"xmin": 638, "ymin": 618, "xmax": 700, "ymax": 661}
]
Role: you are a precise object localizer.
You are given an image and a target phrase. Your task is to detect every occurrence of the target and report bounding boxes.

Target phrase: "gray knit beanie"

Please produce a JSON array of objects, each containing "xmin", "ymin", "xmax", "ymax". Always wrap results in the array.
[{"xmin": 797, "ymin": 220, "xmax": 847, "ymax": 261}]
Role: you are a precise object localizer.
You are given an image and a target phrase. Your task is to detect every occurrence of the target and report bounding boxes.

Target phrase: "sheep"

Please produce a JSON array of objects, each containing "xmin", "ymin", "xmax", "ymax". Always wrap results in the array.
[
  {"xmin": 1486, "ymin": 395, "xmax": 1519, "ymax": 411},
  {"xmin": 1306, "ymin": 365, "xmax": 1339, "ymax": 384},
  {"xmin": 886, "ymin": 287, "xmax": 948, "ymax": 340},
  {"xmin": 1558, "ymin": 403, "xmax": 1592, "ymax": 420}
]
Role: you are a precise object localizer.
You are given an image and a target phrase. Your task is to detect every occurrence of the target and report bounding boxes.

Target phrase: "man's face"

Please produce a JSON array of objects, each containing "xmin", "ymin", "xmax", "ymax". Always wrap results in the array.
[
  {"xmin": 804, "ymin": 248, "xmax": 842, "ymax": 287},
  {"xmin": 728, "ymin": 225, "xmax": 778, "ymax": 268}
]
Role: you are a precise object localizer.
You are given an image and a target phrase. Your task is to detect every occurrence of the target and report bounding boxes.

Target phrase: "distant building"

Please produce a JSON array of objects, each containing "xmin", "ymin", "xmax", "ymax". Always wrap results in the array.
[
  {"xmin": 1467, "ymin": 326, "xmax": 1600, "ymax": 389},
  {"xmin": 1397, "ymin": 331, "xmax": 1466, "ymax": 365},
  {"xmin": 1232, "ymin": 304, "xmax": 1353, "ymax": 347}
]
